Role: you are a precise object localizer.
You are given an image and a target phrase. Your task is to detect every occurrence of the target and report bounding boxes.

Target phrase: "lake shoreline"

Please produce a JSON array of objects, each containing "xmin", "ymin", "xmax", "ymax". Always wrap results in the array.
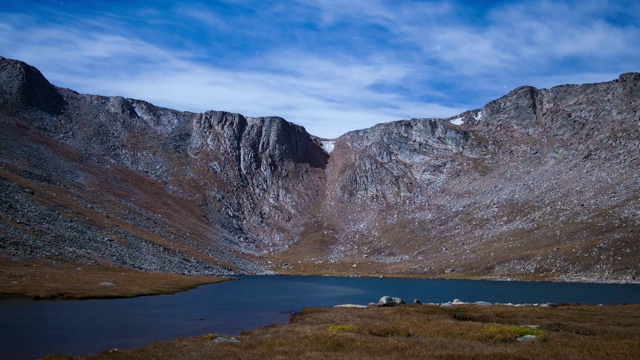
[
  {"xmin": 44, "ymin": 302, "xmax": 640, "ymax": 360},
  {"xmin": 2, "ymin": 262, "xmax": 638, "ymax": 300},
  {"xmin": 3, "ymin": 274, "xmax": 640, "ymax": 359},
  {"xmin": 271, "ymin": 270, "xmax": 640, "ymax": 286},
  {"xmin": 2, "ymin": 253, "xmax": 638, "ymax": 301}
]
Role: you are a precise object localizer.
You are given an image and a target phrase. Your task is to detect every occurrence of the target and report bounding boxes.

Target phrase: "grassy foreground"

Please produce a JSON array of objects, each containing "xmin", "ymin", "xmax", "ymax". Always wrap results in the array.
[
  {"xmin": 45, "ymin": 303, "xmax": 640, "ymax": 359},
  {"xmin": 0, "ymin": 258, "xmax": 228, "ymax": 299}
]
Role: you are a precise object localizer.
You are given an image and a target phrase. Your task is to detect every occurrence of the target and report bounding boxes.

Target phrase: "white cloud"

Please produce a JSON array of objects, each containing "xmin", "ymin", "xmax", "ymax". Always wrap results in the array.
[
  {"xmin": 179, "ymin": 7, "xmax": 233, "ymax": 31},
  {"xmin": 1, "ymin": 1, "xmax": 637, "ymax": 138},
  {"xmin": 86, "ymin": 53, "xmax": 462, "ymax": 138},
  {"xmin": 301, "ymin": 0, "xmax": 640, "ymax": 85},
  {"xmin": 485, "ymin": 1, "xmax": 638, "ymax": 61},
  {"xmin": 0, "ymin": 14, "xmax": 462, "ymax": 139}
]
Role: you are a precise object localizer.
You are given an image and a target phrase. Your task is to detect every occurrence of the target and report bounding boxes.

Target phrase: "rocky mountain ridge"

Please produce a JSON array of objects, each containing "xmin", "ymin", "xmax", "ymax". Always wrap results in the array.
[
  {"xmin": 1, "ymin": 57, "xmax": 638, "ymax": 282},
  {"xmin": 307, "ymin": 76, "xmax": 639, "ymax": 282}
]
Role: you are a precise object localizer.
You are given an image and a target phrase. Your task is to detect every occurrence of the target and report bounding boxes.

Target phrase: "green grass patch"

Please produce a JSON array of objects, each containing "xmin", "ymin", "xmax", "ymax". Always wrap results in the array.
[{"xmin": 299, "ymin": 307, "xmax": 326, "ymax": 315}]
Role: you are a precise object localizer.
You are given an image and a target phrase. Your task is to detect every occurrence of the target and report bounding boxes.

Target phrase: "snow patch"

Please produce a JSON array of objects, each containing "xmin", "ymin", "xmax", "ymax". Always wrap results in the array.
[
  {"xmin": 450, "ymin": 117, "xmax": 464, "ymax": 126},
  {"xmin": 321, "ymin": 140, "xmax": 335, "ymax": 154},
  {"xmin": 473, "ymin": 111, "xmax": 483, "ymax": 120}
]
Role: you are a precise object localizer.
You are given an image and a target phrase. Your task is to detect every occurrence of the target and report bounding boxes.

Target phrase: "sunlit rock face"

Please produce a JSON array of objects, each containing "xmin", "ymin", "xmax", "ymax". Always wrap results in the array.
[{"xmin": 1, "ymin": 56, "xmax": 639, "ymax": 282}]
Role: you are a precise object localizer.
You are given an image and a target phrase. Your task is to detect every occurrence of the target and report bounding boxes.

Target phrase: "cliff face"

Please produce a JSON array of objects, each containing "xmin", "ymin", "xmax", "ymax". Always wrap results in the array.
[
  {"xmin": 1, "ymin": 57, "xmax": 638, "ymax": 281},
  {"xmin": 0, "ymin": 57, "xmax": 327, "ymax": 274}
]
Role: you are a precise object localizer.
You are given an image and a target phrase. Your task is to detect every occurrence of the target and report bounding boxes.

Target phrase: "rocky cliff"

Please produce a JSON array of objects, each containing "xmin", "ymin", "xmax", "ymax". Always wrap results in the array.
[
  {"xmin": 1, "ymin": 57, "xmax": 638, "ymax": 282},
  {"xmin": 0, "ymin": 57, "xmax": 327, "ymax": 275}
]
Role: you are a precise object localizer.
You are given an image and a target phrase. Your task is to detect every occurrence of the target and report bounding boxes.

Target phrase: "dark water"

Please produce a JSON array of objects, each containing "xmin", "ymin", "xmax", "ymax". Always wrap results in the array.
[{"xmin": 1, "ymin": 275, "xmax": 640, "ymax": 359}]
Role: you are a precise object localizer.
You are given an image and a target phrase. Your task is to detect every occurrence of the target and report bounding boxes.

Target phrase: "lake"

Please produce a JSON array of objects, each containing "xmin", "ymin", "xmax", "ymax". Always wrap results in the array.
[{"xmin": 1, "ymin": 275, "xmax": 640, "ymax": 359}]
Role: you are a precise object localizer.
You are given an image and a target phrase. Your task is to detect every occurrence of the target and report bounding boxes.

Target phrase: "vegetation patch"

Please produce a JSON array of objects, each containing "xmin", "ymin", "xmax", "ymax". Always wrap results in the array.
[
  {"xmin": 326, "ymin": 324, "xmax": 358, "ymax": 333},
  {"xmin": 452, "ymin": 311, "xmax": 491, "ymax": 322},
  {"xmin": 299, "ymin": 307, "xmax": 326, "ymax": 315},
  {"xmin": 0, "ymin": 259, "xmax": 229, "ymax": 299},
  {"xmin": 480, "ymin": 325, "xmax": 547, "ymax": 343}
]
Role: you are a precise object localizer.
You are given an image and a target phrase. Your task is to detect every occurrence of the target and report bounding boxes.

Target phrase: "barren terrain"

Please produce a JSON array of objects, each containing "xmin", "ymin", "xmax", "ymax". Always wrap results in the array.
[{"xmin": 1, "ymin": 56, "xmax": 639, "ymax": 284}]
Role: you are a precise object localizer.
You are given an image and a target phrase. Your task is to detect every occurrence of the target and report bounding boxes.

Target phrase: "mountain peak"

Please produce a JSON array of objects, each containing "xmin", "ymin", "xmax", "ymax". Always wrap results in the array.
[{"xmin": 0, "ymin": 57, "xmax": 65, "ymax": 115}]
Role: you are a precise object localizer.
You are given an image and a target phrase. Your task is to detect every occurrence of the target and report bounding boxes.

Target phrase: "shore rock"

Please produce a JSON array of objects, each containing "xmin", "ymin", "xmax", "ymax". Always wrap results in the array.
[
  {"xmin": 517, "ymin": 335, "xmax": 538, "ymax": 342},
  {"xmin": 378, "ymin": 296, "xmax": 405, "ymax": 306}
]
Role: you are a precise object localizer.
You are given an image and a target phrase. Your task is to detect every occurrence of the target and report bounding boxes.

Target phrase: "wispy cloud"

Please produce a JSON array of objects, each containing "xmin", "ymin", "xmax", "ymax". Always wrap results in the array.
[{"xmin": 0, "ymin": 0, "xmax": 638, "ymax": 138}]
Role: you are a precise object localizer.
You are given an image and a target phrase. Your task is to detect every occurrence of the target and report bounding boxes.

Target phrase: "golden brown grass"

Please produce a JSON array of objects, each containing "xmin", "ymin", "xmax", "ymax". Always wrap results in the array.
[
  {"xmin": 0, "ymin": 258, "xmax": 228, "ymax": 299},
  {"xmin": 44, "ymin": 303, "xmax": 640, "ymax": 359}
]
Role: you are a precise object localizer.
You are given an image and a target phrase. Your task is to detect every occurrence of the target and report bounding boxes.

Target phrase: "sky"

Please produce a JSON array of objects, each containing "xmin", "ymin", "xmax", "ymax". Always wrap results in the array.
[{"xmin": 1, "ymin": 1, "xmax": 638, "ymax": 138}]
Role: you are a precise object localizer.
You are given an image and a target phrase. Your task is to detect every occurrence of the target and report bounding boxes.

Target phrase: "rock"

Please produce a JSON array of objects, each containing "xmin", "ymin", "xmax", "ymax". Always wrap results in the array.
[
  {"xmin": 517, "ymin": 335, "xmax": 537, "ymax": 342},
  {"xmin": 212, "ymin": 336, "xmax": 239, "ymax": 343},
  {"xmin": 378, "ymin": 296, "xmax": 405, "ymax": 306},
  {"xmin": 99, "ymin": 282, "xmax": 115, "ymax": 287},
  {"xmin": 0, "ymin": 56, "xmax": 65, "ymax": 114},
  {"xmin": 474, "ymin": 301, "xmax": 493, "ymax": 306},
  {"xmin": 413, "ymin": 299, "xmax": 422, "ymax": 305}
]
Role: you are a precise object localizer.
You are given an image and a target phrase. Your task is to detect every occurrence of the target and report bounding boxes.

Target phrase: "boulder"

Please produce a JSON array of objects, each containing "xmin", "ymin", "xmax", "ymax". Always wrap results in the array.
[
  {"xmin": 212, "ymin": 336, "xmax": 240, "ymax": 343},
  {"xmin": 517, "ymin": 335, "xmax": 537, "ymax": 342},
  {"xmin": 378, "ymin": 296, "xmax": 405, "ymax": 306}
]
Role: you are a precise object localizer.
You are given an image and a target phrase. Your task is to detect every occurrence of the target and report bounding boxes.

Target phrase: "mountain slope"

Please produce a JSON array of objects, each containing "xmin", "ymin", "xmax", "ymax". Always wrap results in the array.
[
  {"xmin": 273, "ymin": 74, "xmax": 640, "ymax": 282},
  {"xmin": 0, "ymin": 57, "xmax": 327, "ymax": 275},
  {"xmin": 1, "ymin": 57, "xmax": 638, "ymax": 282}
]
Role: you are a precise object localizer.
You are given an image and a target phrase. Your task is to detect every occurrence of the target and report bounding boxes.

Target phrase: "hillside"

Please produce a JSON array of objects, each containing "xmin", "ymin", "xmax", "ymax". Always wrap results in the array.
[{"xmin": 1, "ymin": 57, "xmax": 638, "ymax": 282}]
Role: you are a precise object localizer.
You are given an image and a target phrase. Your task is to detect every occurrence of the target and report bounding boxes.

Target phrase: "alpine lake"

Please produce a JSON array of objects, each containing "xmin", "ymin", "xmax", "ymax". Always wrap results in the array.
[{"xmin": 1, "ymin": 275, "xmax": 640, "ymax": 359}]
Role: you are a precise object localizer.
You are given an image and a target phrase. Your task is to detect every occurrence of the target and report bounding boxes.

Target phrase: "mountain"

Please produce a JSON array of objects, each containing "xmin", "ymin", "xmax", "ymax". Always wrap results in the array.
[{"xmin": 1, "ymin": 57, "xmax": 638, "ymax": 282}]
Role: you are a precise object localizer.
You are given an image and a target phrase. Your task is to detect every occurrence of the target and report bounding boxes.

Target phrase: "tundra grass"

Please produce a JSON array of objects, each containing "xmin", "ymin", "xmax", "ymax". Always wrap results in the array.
[
  {"xmin": 0, "ymin": 258, "xmax": 228, "ymax": 299},
  {"xmin": 44, "ymin": 303, "xmax": 640, "ymax": 359}
]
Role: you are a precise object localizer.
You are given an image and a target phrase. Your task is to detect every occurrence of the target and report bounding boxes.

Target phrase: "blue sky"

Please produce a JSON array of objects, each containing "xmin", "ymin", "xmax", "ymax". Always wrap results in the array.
[{"xmin": 1, "ymin": 0, "xmax": 638, "ymax": 138}]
